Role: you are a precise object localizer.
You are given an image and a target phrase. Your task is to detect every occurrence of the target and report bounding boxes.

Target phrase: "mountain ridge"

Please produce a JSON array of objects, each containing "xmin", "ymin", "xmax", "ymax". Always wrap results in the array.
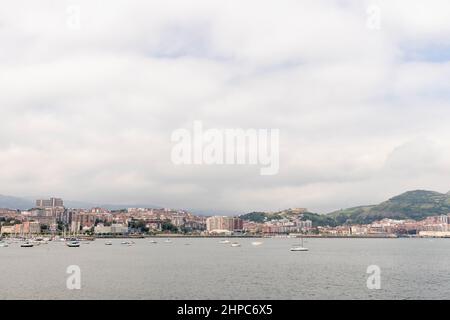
[{"xmin": 239, "ymin": 189, "xmax": 450, "ymax": 226}]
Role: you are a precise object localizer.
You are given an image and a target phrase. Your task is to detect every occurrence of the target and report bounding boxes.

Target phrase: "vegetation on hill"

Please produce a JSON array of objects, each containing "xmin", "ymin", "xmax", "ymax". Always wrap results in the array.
[
  {"xmin": 240, "ymin": 190, "xmax": 450, "ymax": 227},
  {"xmin": 240, "ymin": 209, "xmax": 337, "ymax": 227},
  {"xmin": 329, "ymin": 190, "xmax": 450, "ymax": 224}
]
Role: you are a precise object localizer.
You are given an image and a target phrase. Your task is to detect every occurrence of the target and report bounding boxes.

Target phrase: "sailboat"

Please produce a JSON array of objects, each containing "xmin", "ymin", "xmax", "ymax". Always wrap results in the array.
[{"xmin": 290, "ymin": 236, "xmax": 308, "ymax": 251}]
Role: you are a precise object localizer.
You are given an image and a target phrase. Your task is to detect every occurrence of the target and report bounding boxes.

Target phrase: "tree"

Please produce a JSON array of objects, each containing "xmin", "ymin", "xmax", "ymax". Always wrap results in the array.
[{"xmin": 161, "ymin": 220, "xmax": 178, "ymax": 233}]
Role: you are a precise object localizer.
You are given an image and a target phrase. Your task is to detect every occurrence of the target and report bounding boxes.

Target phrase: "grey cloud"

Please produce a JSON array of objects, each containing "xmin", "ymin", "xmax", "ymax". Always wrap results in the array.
[{"xmin": 0, "ymin": 0, "xmax": 449, "ymax": 214}]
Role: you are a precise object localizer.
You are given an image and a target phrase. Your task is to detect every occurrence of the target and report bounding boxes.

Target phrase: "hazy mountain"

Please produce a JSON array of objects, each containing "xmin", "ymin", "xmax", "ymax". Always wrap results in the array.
[
  {"xmin": 64, "ymin": 200, "xmax": 162, "ymax": 210},
  {"xmin": 0, "ymin": 195, "xmax": 161, "ymax": 211},
  {"xmin": 0, "ymin": 195, "xmax": 34, "ymax": 210}
]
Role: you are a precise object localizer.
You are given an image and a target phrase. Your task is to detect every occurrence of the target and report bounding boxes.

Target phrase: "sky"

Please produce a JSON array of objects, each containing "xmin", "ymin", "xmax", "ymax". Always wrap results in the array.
[{"xmin": 1, "ymin": 0, "xmax": 450, "ymax": 214}]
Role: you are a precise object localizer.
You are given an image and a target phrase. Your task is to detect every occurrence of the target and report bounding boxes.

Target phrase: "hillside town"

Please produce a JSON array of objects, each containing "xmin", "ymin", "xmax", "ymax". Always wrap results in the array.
[{"xmin": 1, "ymin": 197, "xmax": 450, "ymax": 238}]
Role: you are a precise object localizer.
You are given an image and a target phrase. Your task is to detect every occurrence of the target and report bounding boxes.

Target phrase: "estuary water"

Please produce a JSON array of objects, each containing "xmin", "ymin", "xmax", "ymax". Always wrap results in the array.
[{"xmin": 0, "ymin": 237, "xmax": 449, "ymax": 300}]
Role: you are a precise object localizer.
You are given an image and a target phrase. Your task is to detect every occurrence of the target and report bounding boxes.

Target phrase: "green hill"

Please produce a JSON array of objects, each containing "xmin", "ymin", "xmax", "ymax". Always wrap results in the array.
[
  {"xmin": 329, "ymin": 190, "xmax": 450, "ymax": 224},
  {"xmin": 240, "ymin": 190, "xmax": 450, "ymax": 226},
  {"xmin": 239, "ymin": 209, "xmax": 337, "ymax": 227}
]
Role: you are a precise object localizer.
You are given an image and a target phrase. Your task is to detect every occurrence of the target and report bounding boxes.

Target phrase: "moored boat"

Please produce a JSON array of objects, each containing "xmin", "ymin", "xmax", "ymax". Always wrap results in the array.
[
  {"xmin": 66, "ymin": 241, "xmax": 80, "ymax": 248},
  {"xmin": 290, "ymin": 237, "xmax": 308, "ymax": 251},
  {"xmin": 20, "ymin": 242, "xmax": 34, "ymax": 248}
]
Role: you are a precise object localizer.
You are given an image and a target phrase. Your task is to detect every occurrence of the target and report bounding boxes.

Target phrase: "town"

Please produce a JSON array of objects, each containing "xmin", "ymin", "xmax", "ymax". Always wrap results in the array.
[{"xmin": 1, "ymin": 197, "xmax": 450, "ymax": 239}]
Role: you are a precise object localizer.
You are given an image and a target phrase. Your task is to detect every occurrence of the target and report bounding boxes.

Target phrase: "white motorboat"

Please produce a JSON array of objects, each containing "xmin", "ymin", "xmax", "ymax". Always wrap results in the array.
[
  {"xmin": 290, "ymin": 246, "xmax": 309, "ymax": 251},
  {"xmin": 20, "ymin": 242, "xmax": 34, "ymax": 248},
  {"xmin": 251, "ymin": 241, "xmax": 263, "ymax": 246},
  {"xmin": 121, "ymin": 240, "xmax": 134, "ymax": 246},
  {"xmin": 230, "ymin": 242, "xmax": 241, "ymax": 247},
  {"xmin": 66, "ymin": 241, "xmax": 80, "ymax": 248},
  {"xmin": 0, "ymin": 242, "xmax": 9, "ymax": 248},
  {"xmin": 149, "ymin": 240, "xmax": 157, "ymax": 244},
  {"xmin": 219, "ymin": 239, "xmax": 230, "ymax": 244},
  {"xmin": 105, "ymin": 241, "xmax": 113, "ymax": 245}
]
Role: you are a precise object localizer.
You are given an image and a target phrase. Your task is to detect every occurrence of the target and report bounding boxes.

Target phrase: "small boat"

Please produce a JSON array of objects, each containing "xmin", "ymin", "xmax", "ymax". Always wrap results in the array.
[
  {"xmin": 149, "ymin": 240, "xmax": 157, "ymax": 244},
  {"xmin": 231, "ymin": 242, "xmax": 241, "ymax": 247},
  {"xmin": 219, "ymin": 239, "xmax": 230, "ymax": 244},
  {"xmin": 0, "ymin": 242, "xmax": 9, "ymax": 248},
  {"xmin": 164, "ymin": 239, "xmax": 172, "ymax": 243},
  {"xmin": 251, "ymin": 241, "xmax": 263, "ymax": 246},
  {"xmin": 290, "ymin": 245, "xmax": 308, "ymax": 251},
  {"xmin": 66, "ymin": 241, "xmax": 80, "ymax": 248},
  {"xmin": 290, "ymin": 237, "xmax": 308, "ymax": 251},
  {"xmin": 105, "ymin": 241, "xmax": 113, "ymax": 245},
  {"xmin": 21, "ymin": 242, "xmax": 34, "ymax": 248}
]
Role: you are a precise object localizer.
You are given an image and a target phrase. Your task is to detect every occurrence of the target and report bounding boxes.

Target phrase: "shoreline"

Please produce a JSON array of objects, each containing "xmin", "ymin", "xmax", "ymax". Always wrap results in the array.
[{"xmin": 6, "ymin": 234, "xmax": 446, "ymax": 240}]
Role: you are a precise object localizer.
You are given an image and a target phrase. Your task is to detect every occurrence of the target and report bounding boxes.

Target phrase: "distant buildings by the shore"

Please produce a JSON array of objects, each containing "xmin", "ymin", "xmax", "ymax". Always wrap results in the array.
[{"xmin": 1, "ymin": 197, "xmax": 450, "ymax": 238}]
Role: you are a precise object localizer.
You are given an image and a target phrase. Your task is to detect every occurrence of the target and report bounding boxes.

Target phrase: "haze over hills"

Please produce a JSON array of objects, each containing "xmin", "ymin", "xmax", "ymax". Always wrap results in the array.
[
  {"xmin": 0, "ymin": 195, "xmax": 34, "ymax": 210},
  {"xmin": 240, "ymin": 190, "xmax": 450, "ymax": 227},
  {"xmin": 0, "ymin": 195, "xmax": 161, "ymax": 211}
]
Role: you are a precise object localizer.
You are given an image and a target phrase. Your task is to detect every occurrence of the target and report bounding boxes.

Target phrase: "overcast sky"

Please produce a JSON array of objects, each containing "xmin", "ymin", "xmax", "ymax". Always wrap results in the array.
[{"xmin": 1, "ymin": 0, "xmax": 450, "ymax": 214}]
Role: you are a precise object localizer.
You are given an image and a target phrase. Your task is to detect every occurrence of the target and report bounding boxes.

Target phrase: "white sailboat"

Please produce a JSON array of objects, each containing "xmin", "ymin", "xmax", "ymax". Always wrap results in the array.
[{"xmin": 290, "ymin": 236, "xmax": 308, "ymax": 252}]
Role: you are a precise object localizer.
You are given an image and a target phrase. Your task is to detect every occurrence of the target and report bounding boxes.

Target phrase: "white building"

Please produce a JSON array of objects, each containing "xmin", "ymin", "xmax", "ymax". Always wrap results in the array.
[
  {"xmin": 111, "ymin": 224, "xmax": 128, "ymax": 234},
  {"xmin": 94, "ymin": 224, "xmax": 112, "ymax": 234}
]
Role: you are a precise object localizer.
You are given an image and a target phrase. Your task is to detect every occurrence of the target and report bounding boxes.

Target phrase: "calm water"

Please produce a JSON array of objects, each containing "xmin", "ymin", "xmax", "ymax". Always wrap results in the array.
[{"xmin": 0, "ymin": 238, "xmax": 449, "ymax": 299}]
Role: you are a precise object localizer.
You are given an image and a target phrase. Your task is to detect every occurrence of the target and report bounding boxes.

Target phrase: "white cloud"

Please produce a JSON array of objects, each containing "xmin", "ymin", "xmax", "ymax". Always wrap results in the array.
[{"xmin": 0, "ymin": 0, "xmax": 449, "ymax": 213}]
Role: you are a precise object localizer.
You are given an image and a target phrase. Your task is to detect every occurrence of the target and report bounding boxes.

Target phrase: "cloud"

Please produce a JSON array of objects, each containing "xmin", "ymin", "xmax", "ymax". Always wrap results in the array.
[{"xmin": 0, "ymin": 0, "xmax": 449, "ymax": 213}]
